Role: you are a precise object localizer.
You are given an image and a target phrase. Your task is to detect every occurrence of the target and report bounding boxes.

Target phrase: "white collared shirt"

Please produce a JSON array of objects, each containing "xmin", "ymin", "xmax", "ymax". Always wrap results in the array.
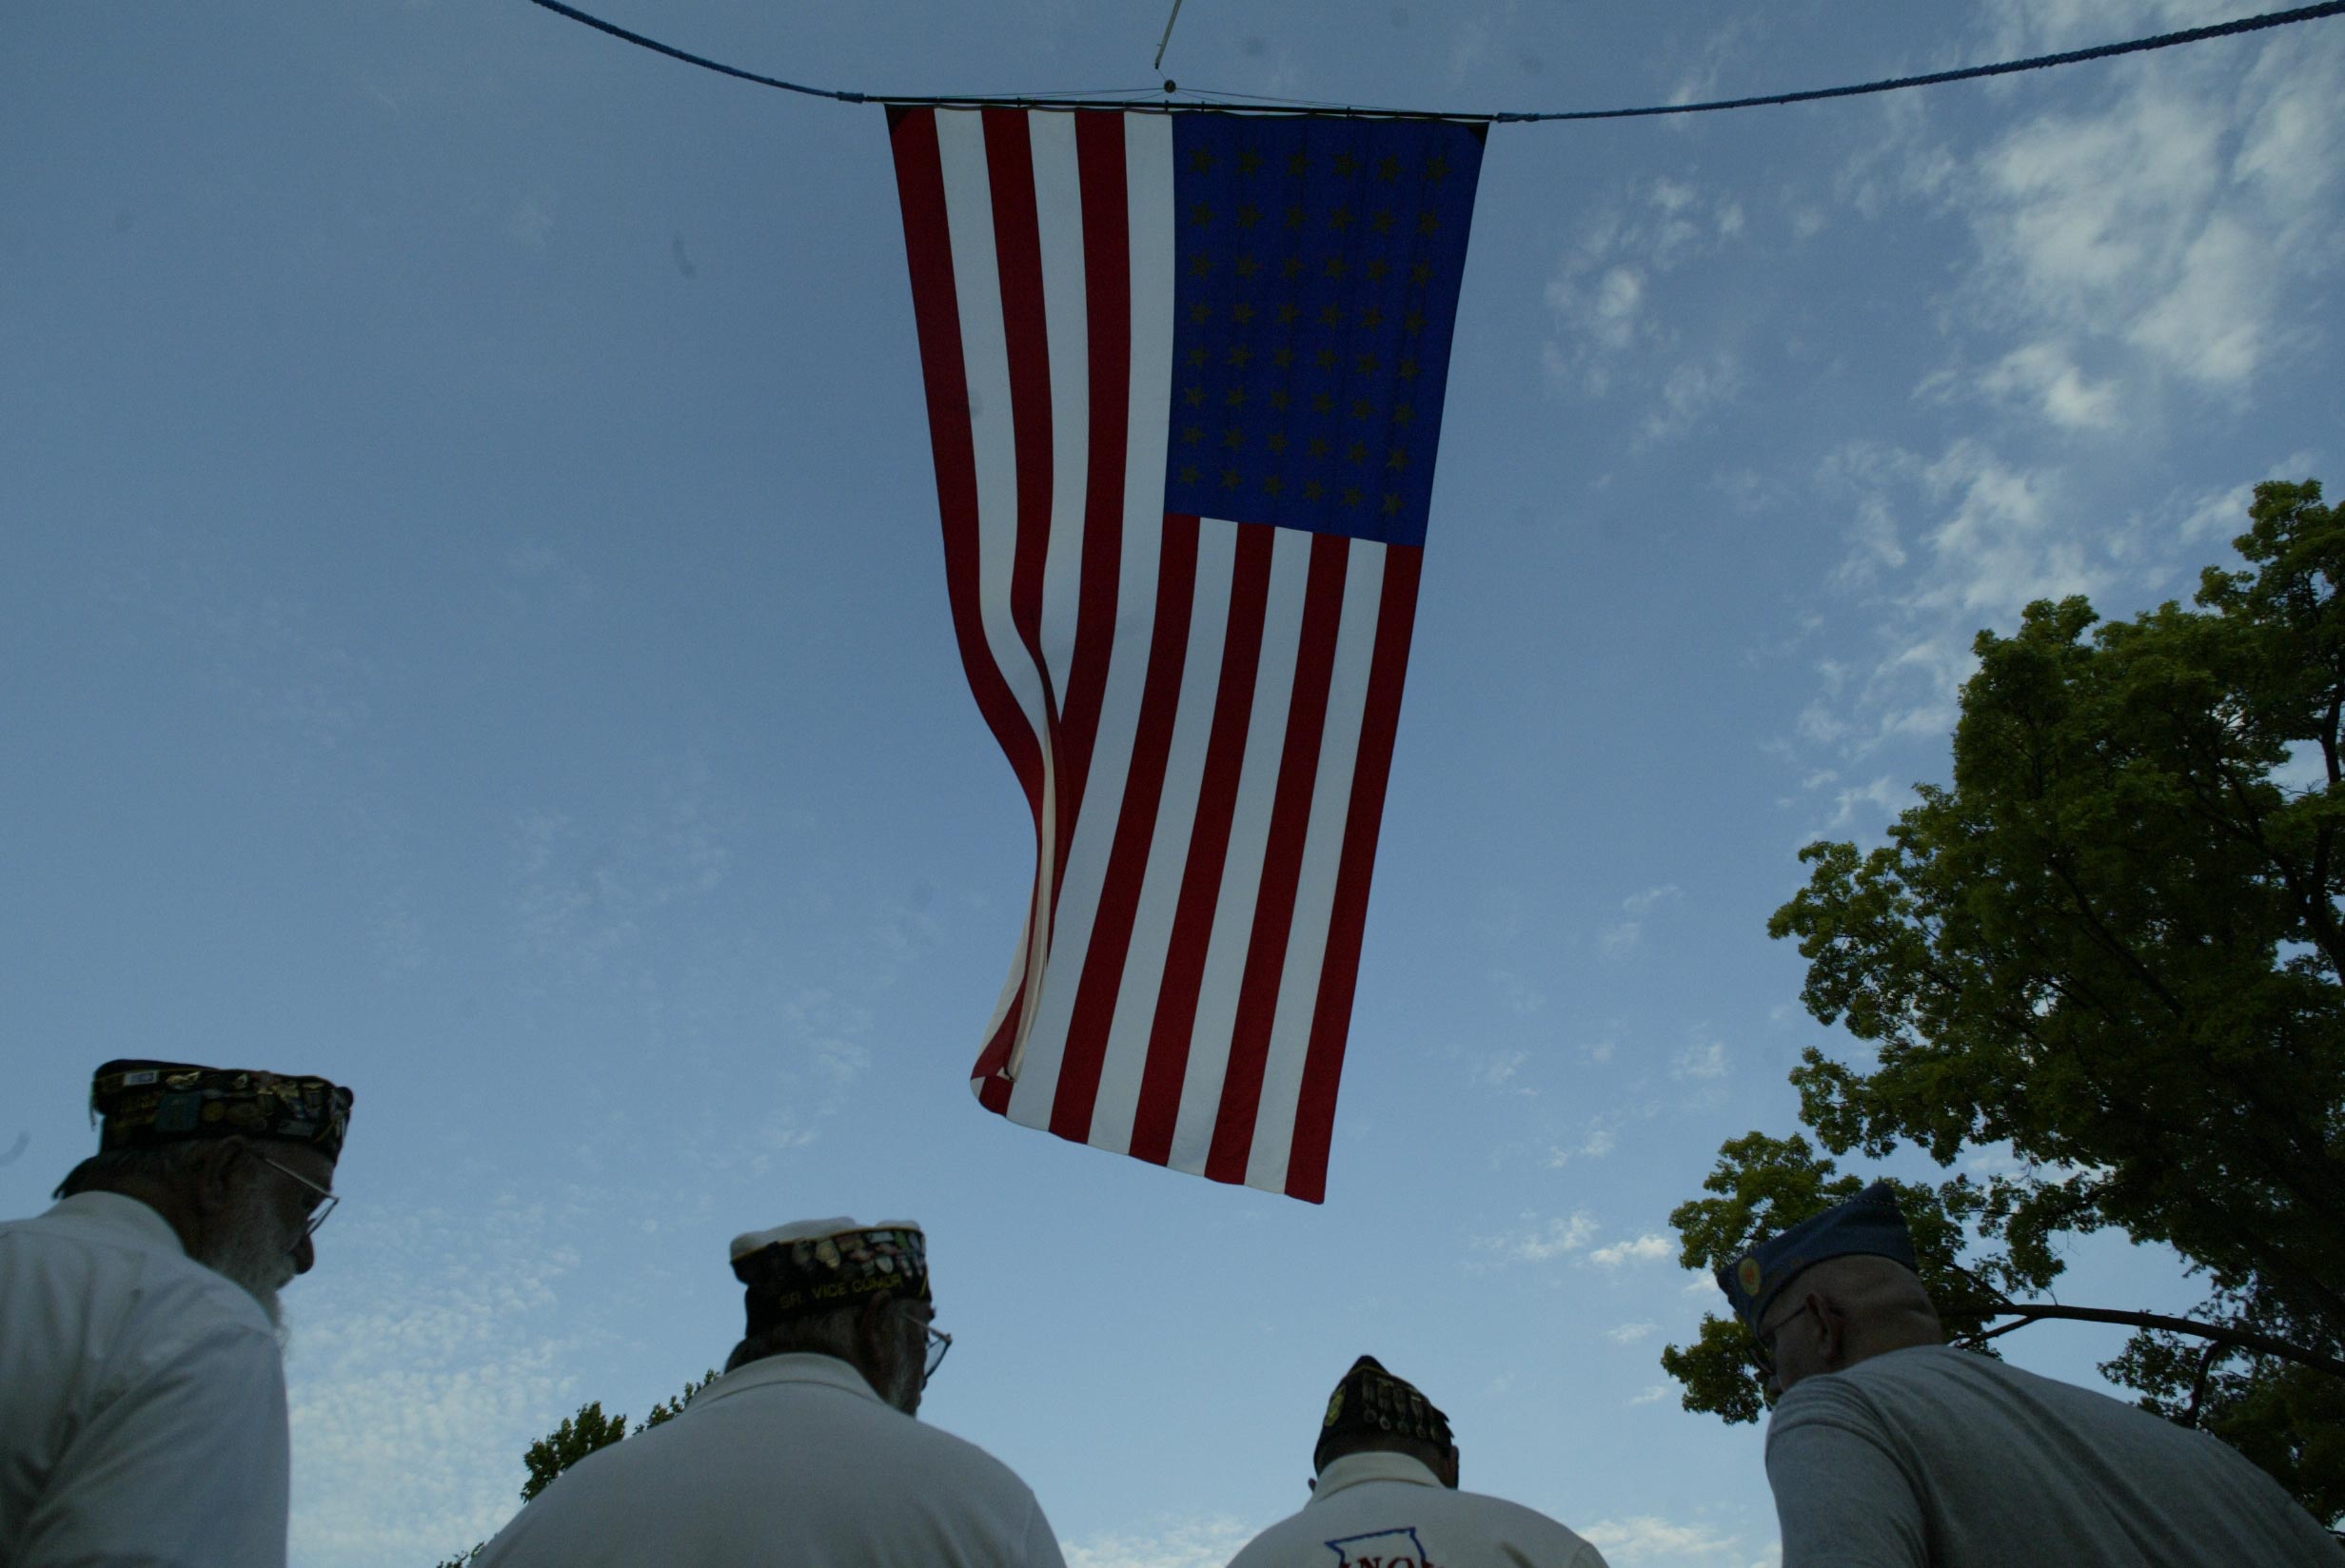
[
  {"xmin": 471, "ymin": 1351, "xmax": 1066, "ymax": 1568},
  {"xmin": 1227, "ymin": 1450, "xmax": 1611, "ymax": 1568},
  {"xmin": 1766, "ymin": 1344, "xmax": 2341, "ymax": 1567},
  {"xmin": 0, "ymin": 1191, "xmax": 290, "ymax": 1568}
]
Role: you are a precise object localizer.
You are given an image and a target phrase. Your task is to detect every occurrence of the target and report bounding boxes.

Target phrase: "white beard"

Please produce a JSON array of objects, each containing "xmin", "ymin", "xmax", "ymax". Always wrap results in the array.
[{"xmin": 198, "ymin": 1199, "xmax": 297, "ymax": 1333}]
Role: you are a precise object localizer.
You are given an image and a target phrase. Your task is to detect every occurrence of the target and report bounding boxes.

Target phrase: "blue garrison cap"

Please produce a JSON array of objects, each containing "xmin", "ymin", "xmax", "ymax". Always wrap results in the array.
[{"xmin": 1717, "ymin": 1182, "xmax": 1918, "ymax": 1333}]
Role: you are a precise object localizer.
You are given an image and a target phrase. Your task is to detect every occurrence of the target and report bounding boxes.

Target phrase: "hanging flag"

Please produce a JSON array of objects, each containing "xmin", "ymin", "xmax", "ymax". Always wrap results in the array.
[{"xmin": 889, "ymin": 107, "xmax": 1485, "ymax": 1201}]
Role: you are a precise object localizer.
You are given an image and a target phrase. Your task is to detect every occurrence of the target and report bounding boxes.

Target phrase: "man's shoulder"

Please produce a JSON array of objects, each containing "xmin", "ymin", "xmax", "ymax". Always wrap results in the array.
[
  {"xmin": 681, "ymin": 1377, "xmax": 1041, "ymax": 1498},
  {"xmin": 1, "ymin": 1200, "xmax": 276, "ymax": 1347},
  {"xmin": 1232, "ymin": 1484, "xmax": 1599, "ymax": 1566}
]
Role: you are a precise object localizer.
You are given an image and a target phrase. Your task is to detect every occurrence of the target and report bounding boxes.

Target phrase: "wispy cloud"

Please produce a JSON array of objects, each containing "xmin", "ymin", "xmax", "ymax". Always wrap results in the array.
[
  {"xmin": 1544, "ymin": 180, "xmax": 1751, "ymax": 409},
  {"xmin": 1547, "ymin": 1126, "xmax": 1618, "ymax": 1167},
  {"xmin": 1488, "ymin": 969, "xmax": 1548, "ymax": 1016},
  {"xmin": 1782, "ymin": 25, "xmax": 2344, "ymax": 812},
  {"xmin": 1601, "ymin": 884, "xmax": 1683, "ymax": 958},
  {"xmin": 286, "ymin": 1202, "xmax": 592, "ymax": 1566},
  {"xmin": 1581, "ymin": 1514, "xmax": 1754, "ymax": 1564},
  {"xmin": 1606, "ymin": 1322, "xmax": 1660, "ymax": 1345},
  {"xmin": 1065, "ymin": 1514, "xmax": 1261, "ymax": 1568},
  {"xmin": 1586, "ymin": 1233, "xmax": 1674, "ymax": 1269},
  {"xmin": 1670, "ymin": 1042, "xmax": 1729, "ymax": 1082},
  {"xmin": 1474, "ymin": 1210, "xmax": 1600, "ymax": 1264},
  {"xmin": 1470, "ymin": 1049, "xmax": 1537, "ymax": 1096}
]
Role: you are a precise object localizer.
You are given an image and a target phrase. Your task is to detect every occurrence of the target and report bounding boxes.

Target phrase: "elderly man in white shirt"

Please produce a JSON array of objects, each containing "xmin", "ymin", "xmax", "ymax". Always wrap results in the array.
[
  {"xmin": 0, "ymin": 1058, "xmax": 353, "ymax": 1568},
  {"xmin": 1727, "ymin": 1182, "xmax": 2342, "ymax": 1567},
  {"xmin": 1226, "ymin": 1355, "xmax": 1611, "ymax": 1568},
  {"xmin": 473, "ymin": 1215, "xmax": 1065, "ymax": 1568}
]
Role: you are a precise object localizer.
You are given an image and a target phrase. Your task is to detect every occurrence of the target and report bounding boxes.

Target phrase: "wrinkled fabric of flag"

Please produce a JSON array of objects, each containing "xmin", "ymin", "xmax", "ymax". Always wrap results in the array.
[{"xmin": 890, "ymin": 108, "xmax": 1485, "ymax": 1201}]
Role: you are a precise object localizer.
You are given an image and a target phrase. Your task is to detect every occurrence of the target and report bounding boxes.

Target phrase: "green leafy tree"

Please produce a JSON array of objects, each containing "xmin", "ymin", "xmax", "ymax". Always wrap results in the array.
[
  {"xmin": 1665, "ymin": 480, "xmax": 2345, "ymax": 1526},
  {"xmin": 521, "ymin": 1400, "xmax": 628, "ymax": 1504},
  {"xmin": 432, "ymin": 1373, "xmax": 716, "ymax": 1565}
]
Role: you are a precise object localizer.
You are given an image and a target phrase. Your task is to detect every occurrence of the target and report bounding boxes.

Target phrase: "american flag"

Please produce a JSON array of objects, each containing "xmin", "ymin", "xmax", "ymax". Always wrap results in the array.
[{"xmin": 889, "ymin": 107, "xmax": 1485, "ymax": 1201}]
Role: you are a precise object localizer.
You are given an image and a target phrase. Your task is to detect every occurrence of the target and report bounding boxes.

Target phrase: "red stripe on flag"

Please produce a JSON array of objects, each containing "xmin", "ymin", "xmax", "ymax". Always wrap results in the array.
[
  {"xmin": 1130, "ymin": 520, "xmax": 1277, "ymax": 1166},
  {"xmin": 982, "ymin": 110, "xmax": 1059, "ymax": 701},
  {"xmin": 1046, "ymin": 515, "xmax": 1198, "ymax": 1143},
  {"xmin": 981, "ymin": 109, "xmax": 1072, "ymax": 959},
  {"xmin": 1054, "ymin": 110, "xmax": 1133, "ymax": 829},
  {"xmin": 889, "ymin": 110, "xmax": 1046, "ymax": 829},
  {"xmin": 975, "ymin": 995, "xmax": 1020, "ymax": 1113},
  {"xmin": 1284, "ymin": 544, "xmax": 1423, "ymax": 1203},
  {"xmin": 1203, "ymin": 532, "xmax": 1351, "ymax": 1184}
]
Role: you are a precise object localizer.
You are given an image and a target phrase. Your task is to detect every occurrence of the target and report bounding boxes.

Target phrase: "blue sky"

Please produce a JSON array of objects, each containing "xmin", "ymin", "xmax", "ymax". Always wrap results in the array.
[{"xmin": 4, "ymin": 2, "xmax": 2340, "ymax": 1565}]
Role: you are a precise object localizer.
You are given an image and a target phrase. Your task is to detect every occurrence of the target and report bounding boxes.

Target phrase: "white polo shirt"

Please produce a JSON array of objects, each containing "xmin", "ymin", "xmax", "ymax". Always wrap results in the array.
[
  {"xmin": 1226, "ymin": 1450, "xmax": 1611, "ymax": 1568},
  {"xmin": 0, "ymin": 1191, "xmax": 290, "ymax": 1568},
  {"xmin": 471, "ymin": 1351, "xmax": 1066, "ymax": 1568},
  {"xmin": 1766, "ymin": 1344, "xmax": 2341, "ymax": 1566}
]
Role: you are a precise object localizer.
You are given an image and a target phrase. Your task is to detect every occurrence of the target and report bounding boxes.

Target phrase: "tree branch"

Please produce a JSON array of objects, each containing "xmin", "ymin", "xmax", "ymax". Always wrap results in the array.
[{"xmin": 1948, "ymin": 1298, "xmax": 2345, "ymax": 1381}]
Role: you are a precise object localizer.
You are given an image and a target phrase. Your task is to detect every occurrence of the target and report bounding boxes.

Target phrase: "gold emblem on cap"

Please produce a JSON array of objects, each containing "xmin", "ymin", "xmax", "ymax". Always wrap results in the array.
[{"xmin": 1737, "ymin": 1256, "xmax": 1763, "ymax": 1297}]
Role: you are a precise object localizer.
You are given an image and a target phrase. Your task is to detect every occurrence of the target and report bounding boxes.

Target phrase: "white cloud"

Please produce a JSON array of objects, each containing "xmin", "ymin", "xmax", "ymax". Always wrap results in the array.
[
  {"xmin": 1622, "ymin": 884, "xmax": 1682, "ymax": 916},
  {"xmin": 1548, "ymin": 1127, "xmax": 1620, "ymax": 1167},
  {"xmin": 1471, "ymin": 1049, "xmax": 1535, "ymax": 1094},
  {"xmin": 286, "ymin": 1204, "xmax": 590, "ymax": 1566},
  {"xmin": 1685, "ymin": 1270, "xmax": 1724, "ymax": 1296},
  {"xmin": 1972, "ymin": 343, "xmax": 2121, "ymax": 430},
  {"xmin": 1476, "ymin": 1210, "xmax": 1600, "ymax": 1263},
  {"xmin": 1489, "ymin": 969, "xmax": 1548, "ymax": 1015},
  {"xmin": 1629, "ymin": 1384, "xmax": 1673, "ymax": 1406},
  {"xmin": 1603, "ymin": 884, "xmax": 1684, "ymax": 958},
  {"xmin": 1543, "ymin": 177, "xmax": 1751, "ymax": 401},
  {"xmin": 1606, "ymin": 1322, "xmax": 1660, "ymax": 1345},
  {"xmin": 1825, "ymin": 774, "xmax": 1911, "ymax": 833},
  {"xmin": 1587, "ymin": 1233, "xmax": 1674, "ymax": 1269},
  {"xmin": 1066, "ymin": 1515, "xmax": 1260, "ymax": 1568},
  {"xmin": 1599, "ymin": 921, "xmax": 1644, "ymax": 959},
  {"xmin": 1644, "ymin": 351, "xmax": 1744, "ymax": 441},
  {"xmin": 1957, "ymin": 30, "xmax": 2343, "ymax": 397},
  {"xmin": 1582, "ymin": 1515, "xmax": 1749, "ymax": 1564},
  {"xmin": 1670, "ymin": 1042, "xmax": 1729, "ymax": 1082}
]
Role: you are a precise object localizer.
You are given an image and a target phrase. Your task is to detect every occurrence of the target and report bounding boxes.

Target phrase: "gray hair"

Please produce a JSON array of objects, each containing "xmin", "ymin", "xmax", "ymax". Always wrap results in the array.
[{"xmin": 53, "ymin": 1141, "xmax": 208, "ymax": 1201}]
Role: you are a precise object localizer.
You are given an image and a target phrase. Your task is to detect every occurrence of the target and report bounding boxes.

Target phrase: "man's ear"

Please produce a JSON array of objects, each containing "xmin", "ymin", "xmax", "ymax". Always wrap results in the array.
[
  {"xmin": 1812, "ymin": 1290, "xmax": 1849, "ymax": 1368},
  {"xmin": 857, "ymin": 1291, "xmax": 898, "ymax": 1365},
  {"xmin": 188, "ymin": 1139, "xmax": 246, "ymax": 1218}
]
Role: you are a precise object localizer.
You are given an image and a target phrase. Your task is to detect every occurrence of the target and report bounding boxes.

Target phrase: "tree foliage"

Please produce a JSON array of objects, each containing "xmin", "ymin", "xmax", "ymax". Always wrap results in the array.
[
  {"xmin": 1666, "ymin": 480, "xmax": 2345, "ymax": 1525},
  {"xmin": 432, "ymin": 1372, "xmax": 716, "ymax": 1566}
]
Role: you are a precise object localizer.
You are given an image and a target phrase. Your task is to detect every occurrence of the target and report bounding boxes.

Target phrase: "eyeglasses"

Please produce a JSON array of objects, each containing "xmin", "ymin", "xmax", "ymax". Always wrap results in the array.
[
  {"xmin": 1751, "ymin": 1297, "xmax": 1824, "ymax": 1378},
  {"xmin": 921, "ymin": 1325, "xmax": 953, "ymax": 1387},
  {"xmin": 252, "ymin": 1152, "xmax": 339, "ymax": 1240}
]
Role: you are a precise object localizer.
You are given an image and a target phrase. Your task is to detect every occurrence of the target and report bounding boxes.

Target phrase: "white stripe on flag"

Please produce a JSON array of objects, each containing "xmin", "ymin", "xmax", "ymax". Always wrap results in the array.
[
  {"xmin": 1004, "ymin": 113, "xmax": 1172, "ymax": 1132},
  {"xmin": 1168, "ymin": 520, "xmax": 1314, "ymax": 1174},
  {"xmin": 936, "ymin": 109, "xmax": 1056, "ymax": 1073},
  {"xmin": 1026, "ymin": 112, "xmax": 1090, "ymax": 706},
  {"xmin": 1086, "ymin": 516, "xmax": 1232, "ymax": 1154},
  {"xmin": 1244, "ymin": 537, "xmax": 1388, "ymax": 1190}
]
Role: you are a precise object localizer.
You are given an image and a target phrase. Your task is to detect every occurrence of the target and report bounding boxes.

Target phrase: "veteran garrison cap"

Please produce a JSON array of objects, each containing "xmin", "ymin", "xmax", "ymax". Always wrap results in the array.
[
  {"xmin": 730, "ymin": 1216, "xmax": 931, "ymax": 1336},
  {"xmin": 1313, "ymin": 1355, "xmax": 1455, "ymax": 1472},
  {"xmin": 90, "ymin": 1059, "xmax": 354, "ymax": 1162},
  {"xmin": 1718, "ymin": 1181, "xmax": 1918, "ymax": 1334}
]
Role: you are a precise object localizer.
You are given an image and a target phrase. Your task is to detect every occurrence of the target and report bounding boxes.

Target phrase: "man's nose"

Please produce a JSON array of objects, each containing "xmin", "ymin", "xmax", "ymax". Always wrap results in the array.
[{"xmin": 293, "ymin": 1232, "xmax": 316, "ymax": 1276}]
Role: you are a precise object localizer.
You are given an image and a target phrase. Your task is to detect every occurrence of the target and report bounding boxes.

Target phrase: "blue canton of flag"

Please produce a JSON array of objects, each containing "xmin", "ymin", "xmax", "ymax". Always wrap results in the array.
[{"xmin": 1166, "ymin": 116, "xmax": 1485, "ymax": 547}]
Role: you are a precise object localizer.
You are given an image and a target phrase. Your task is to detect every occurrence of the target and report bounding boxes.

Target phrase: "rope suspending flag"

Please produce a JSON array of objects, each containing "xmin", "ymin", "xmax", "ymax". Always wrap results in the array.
[{"xmin": 889, "ymin": 108, "xmax": 1485, "ymax": 1199}]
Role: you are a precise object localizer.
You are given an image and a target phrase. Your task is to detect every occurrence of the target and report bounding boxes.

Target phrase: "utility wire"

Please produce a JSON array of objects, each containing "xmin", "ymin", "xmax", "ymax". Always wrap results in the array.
[
  {"xmin": 521, "ymin": 0, "xmax": 2345, "ymax": 121},
  {"xmin": 1495, "ymin": 0, "xmax": 2345, "ymax": 121}
]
